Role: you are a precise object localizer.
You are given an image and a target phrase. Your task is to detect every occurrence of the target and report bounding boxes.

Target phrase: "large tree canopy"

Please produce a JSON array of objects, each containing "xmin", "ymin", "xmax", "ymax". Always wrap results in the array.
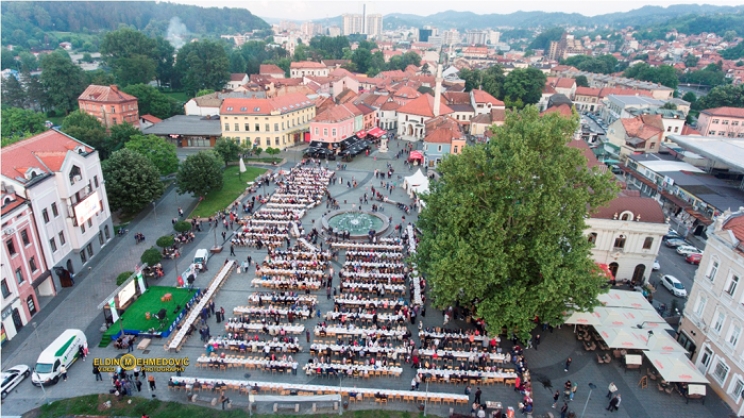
[
  {"xmin": 415, "ymin": 107, "xmax": 618, "ymax": 341},
  {"xmin": 124, "ymin": 134, "xmax": 180, "ymax": 176},
  {"xmin": 1, "ymin": 106, "xmax": 48, "ymax": 147},
  {"xmin": 102, "ymin": 148, "xmax": 165, "ymax": 214},
  {"xmin": 39, "ymin": 49, "xmax": 86, "ymax": 114},
  {"xmin": 121, "ymin": 84, "xmax": 181, "ymax": 119},
  {"xmin": 175, "ymin": 39, "xmax": 230, "ymax": 95},
  {"xmin": 60, "ymin": 110, "xmax": 107, "ymax": 153},
  {"xmin": 176, "ymin": 150, "xmax": 224, "ymax": 198}
]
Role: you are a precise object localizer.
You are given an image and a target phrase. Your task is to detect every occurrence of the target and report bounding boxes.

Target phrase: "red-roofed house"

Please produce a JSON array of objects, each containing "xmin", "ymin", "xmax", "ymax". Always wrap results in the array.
[
  {"xmin": 290, "ymin": 61, "xmax": 329, "ymax": 78},
  {"xmin": 0, "ymin": 130, "xmax": 114, "ymax": 296},
  {"xmin": 309, "ymin": 102, "xmax": 363, "ymax": 143},
  {"xmin": 391, "ymin": 85, "xmax": 422, "ymax": 106},
  {"xmin": 77, "ymin": 85, "xmax": 139, "ymax": 129},
  {"xmin": 139, "ymin": 114, "xmax": 162, "ymax": 130},
  {"xmin": 259, "ymin": 65, "xmax": 286, "ymax": 79},
  {"xmin": 606, "ymin": 114, "xmax": 665, "ymax": 157},
  {"xmin": 697, "ymin": 107, "xmax": 744, "ymax": 138},
  {"xmin": 220, "ymin": 93, "xmax": 316, "ymax": 149},
  {"xmin": 397, "ymin": 94, "xmax": 454, "ymax": 141},
  {"xmin": 377, "ymin": 100, "xmax": 400, "ymax": 130},
  {"xmin": 226, "ymin": 73, "xmax": 249, "ymax": 90},
  {"xmin": 422, "ymin": 116, "xmax": 467, "ymax": 168}
]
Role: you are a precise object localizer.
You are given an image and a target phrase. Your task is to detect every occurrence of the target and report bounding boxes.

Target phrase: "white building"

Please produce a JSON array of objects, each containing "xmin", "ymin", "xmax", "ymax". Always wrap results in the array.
[
  {"xmin": 585, "ymin": 193, "xmax": 668, "ymax": 283},
  {"xmin": 678, "ymin": 209, "xmax": 744, "ymax": 416},
  {"xmin": 0, "ymin": 130, "xmax": 114, "ymax": 291}
]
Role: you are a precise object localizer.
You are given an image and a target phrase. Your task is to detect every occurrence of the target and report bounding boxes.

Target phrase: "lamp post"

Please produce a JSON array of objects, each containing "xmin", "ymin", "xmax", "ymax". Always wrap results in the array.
[
  {"xmin": 152, "ymin": 200, "xmax": 157, "ymax": 220},
  {"xmin": 580, "ymin": 382, "xmax": 597, "ymax": 418},
  {"xmin": 34, "ymin": 371, "xmax": 47, "ymax": 403},
  {"xmin": 423, "ymin": 379, "xmax": 429, "ymax": 416},
  {"xmin": 338, "ymin": 374, "xmax": 343, "ymax": 416}
]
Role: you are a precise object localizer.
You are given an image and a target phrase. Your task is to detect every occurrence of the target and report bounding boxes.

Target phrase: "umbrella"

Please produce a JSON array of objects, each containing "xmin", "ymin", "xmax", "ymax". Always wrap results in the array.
[
  {"xmin": 594, "ymin": 326, "xmax": 649, "ymax": 349},
  {"xmin": 564, "ymin": 308, "xmax": 605, "ymax": 326},
  {"xmin": 599, "ymin": 308, "xmax": 671, "ymax": 331},
  {"xmin": 598, "ymin": 289, "xmax": 655, "ymax": 311},
  {"xmin": 643, "ymin": 351, "xmax": 709, "ymax": 384},
  {"xmin": 644, "ymin": 331, "xmax": 688, "ymax": 353}
]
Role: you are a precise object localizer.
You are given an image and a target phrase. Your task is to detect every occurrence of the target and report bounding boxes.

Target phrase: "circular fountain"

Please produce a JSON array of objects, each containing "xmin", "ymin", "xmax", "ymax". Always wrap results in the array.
[{"xmin": 322, "ymin": 210, "xmax": 390, "ymax": 239}]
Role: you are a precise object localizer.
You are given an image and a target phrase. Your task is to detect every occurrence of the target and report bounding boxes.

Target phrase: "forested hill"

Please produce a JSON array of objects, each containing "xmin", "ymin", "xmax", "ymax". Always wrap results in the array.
[{"xmin": 1, "ymin": 1, "xmax": 269, "ymax": 45}]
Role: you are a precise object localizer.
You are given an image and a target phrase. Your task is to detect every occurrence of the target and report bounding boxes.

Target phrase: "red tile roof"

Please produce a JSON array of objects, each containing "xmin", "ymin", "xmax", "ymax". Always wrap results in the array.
[
  {"xmin": 681, "ymin": 125, "xmax": 701, "ymax": 135},
  {"xmin": 0, "ymin": 193, "xmax": 27, "ymax": 217},
  {"xmin": 423, "ymin": 116, "xmax": 464, "ymax": 144},
  {"xmin": 78, "ymin": 84, "xmax": 137, "ymax": 103},
  {"xmin": 701, "ymin": 107, "xmax": 744, "ymax": 118},
  {"xmin": 621, "ymin": 115, "xmax": 664, "ymax": 140},
  {"xmin": 230, "ymin": 73, "xmax": 248, "ymax": 81},
  {"xmin": 555, "ymin": 78, "xmax": 576, "ymax": 89},
  {"xmin": 259, "ymin": 64, "xmax": 284, "ymax": 75},
  {"xmin": 575, "ymin": 87, "xmax": 602, "ymax": 97},
  {"xmin": 141, "ymin": 114, "xmax": 162, "ymax": 124},
  {"xmin": 380, "ymin": 101, "xmax": 400, "ymax": 111},
  {"xmin": 220, "ymin": 93, "xmax": 313, "ymax": 115},
  {"xmin": 393, "ymin": 85, "xmax": 421, "ymax": 100},
  {"xmin": 443, "ymin": 92, "xmax": 471, "ymax": 105},
  {"xmin": 567, "ymin": 139, "xmax": 604, "ymax": 171},
  {"xmin": 471, "ymin": 89, "xmax": 504, "ymax": 106},
  {"xmin": 290, "ymin": 61, "xmax": 326, "ymax": 69},
  {"xmin": 397, "ymin": 94, "xmax": 454, "ymax": 118},
  {"xmin": 313, "ymin": 103, "xmax": 359, "ymax": 123},
  {"xmin": 723, "ymin": 213, "xmax": 744, "ymax": 243},
  {"xmin": 591, "ymin": 196, "xmax": 666, "ymax": 223},
  {"xmin": 1, "ymin": 130, "xmax": 92, "ymax": 182},
  {"xmin": 542, "ymin": 103, "xmax": 574, "ymax": 118}
]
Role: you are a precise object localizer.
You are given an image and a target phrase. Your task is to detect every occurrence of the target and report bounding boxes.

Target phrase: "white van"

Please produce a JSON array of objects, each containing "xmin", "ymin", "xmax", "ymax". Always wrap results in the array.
[
  {"xmin": 193, "ymin": 248, "xmax": 209, "ymax": 272},
  {"xmin": 32, "ymin": 329, "xmax": 86, "ymax": 386}
]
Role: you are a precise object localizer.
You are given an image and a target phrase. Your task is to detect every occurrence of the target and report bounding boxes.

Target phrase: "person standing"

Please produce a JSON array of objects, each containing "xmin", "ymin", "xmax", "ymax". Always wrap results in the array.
[
  {"xmin": 552, "ymin": 390, "xmax": 560, "ymax": 408},
  {"xmin": 564, "ymin": 357, "xmax": 572, "ymax": 372},
  {"xmin": 60, "ymin": 365, "xmax": 68, "ymax": 381},
  {"xmin": 560, "ymin": 402, "xmax": 569, "ymax": 418},
  {"xmin": 93, "ymin": 364, "xmax": 103, "ymax": 381},
  {"xmin": 606, "ymin": 382, "xmax": 618, "ymax": 399},
  {"xmin": 533, "ymin": 334, "xmax": 540, "ymax": 350},
  {"xmin": 230, "ymin": 244, "xmax": 236, "ymax": 256},
  {"xmin": 474, "ymin": 387, "xmax": 482, "ymax": 404},
  {"xmin": 570, "ymin": 382, "xmax": 578, "ymax": 401},
  {"xmin": 607, "ymin": 394, "xmax": 620, "ymax": 412},
  {"xmin": 147, "ymin": 375, "xmax": 156, "ymax": 390}
]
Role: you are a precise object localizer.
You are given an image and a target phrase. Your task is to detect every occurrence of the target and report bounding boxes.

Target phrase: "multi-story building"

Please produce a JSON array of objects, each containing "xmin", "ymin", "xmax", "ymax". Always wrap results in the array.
[
  {"xmin": 309, "ymin": 102, "xmax": 363, "ymax": 143},
  {"xmin": 366, "ymin": 14, "xmax": 383, "ymax": 38},
  {"xmin": 601, "ymin": 95, "xmax": 668, "ymax": 125},
  {"xmin": 220, "ymin": 93, "xmax": 315, "ymax": 150},
  {"xmin": 1, "ymin": 188, "xmax": 53, "ymax": 344},
  {"xmin": 442, "ymin": 30, "xmax": 460, "ymax": 46},
  {"xmin": 342, "ymin": 14, "xmax": 364, "ymax": 35},
  {"xmin": 290, "ymin": 61, "xmax": 329, "ymax": 78},
  {"xmin": 0, "ymin": 130, "xmax": 114, "ymax": 293},
  {"xmin": 259, "ymin": 64, "xmax": 286, "ymax": 79},
  {"xmin": 77, "ymin": 84, "xmax": 139, "ymax": 129},
  {"xmin": 678, "ymin": 209, "xmax": 744, "ymax": 416},
  {"xmin": 464, "ymin": 30, "xmax": 488, "ymax": 45},
  {"xmin": 422, "ymin": 116, "xmax": 466, "ymax": 168},
  {"xmin": 697, "ymin": 107, "xmax": 744, "ymax": 139},
  {"xmin": 548, "ymin": 33, "xmax": 589, "ymax": 61},
  {"xmin": 606, "ymin": 114, "xmax": 665, "ymax": 158},
  {"xmin": 342, "ymin": 13, "xmax": 383, "ymax": 37}
]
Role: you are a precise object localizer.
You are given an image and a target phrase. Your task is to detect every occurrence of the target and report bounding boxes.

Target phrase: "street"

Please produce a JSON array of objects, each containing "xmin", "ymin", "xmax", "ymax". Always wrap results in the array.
[{"xmin": 649, "ymin": 242, "xmax": 700, "ymax": 316}]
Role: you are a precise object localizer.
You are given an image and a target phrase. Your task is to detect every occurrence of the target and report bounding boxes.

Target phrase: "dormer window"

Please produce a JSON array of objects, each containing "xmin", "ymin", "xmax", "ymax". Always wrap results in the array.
[
  {"xmin": 25, "ymin": 168, "xmax": 41, "ymax": 180},
  {"xmin": 69, "ymin": 165, "xmax": 82, "ymax": 185},
  {"xmin": 620, "ymin": 211, "xmax": 634, "ymax": 221}
]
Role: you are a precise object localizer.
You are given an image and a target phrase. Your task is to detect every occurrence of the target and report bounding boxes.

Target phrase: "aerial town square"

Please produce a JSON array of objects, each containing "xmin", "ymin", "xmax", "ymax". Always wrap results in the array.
[{"xmin": 2, "ymin": 1, "xmax": 744, "ymax": 418}]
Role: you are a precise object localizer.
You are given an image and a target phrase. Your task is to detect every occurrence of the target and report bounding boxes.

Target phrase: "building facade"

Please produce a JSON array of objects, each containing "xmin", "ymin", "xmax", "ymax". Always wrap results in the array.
[
  {"xmin": 1, "ymin": 130, "xmax": 115, "ymax": 295},
  {"xmin": 1, "ymin": 190, "xmax": 53, "ymax": 344},
  {"xmin": 220, "ymin": 93, "xmax": 316, "ymax": 150},
  {"xmin": 309, "ymin": 103, "xmax": 361, "ymax": 143},
  {"xmin": 77, "ymin": 85, "xmax": 139, "ymax": 129},
  {"xmin": 289, "ymin": 62, "xmax": 329, "ymax": 78},
  {"xmin": 678, "ymin": 209, "xmax": 744, "ymax": 416},
  {"xmin": 697, "ymin": 107, "xmax": 744, "ymax": 138}
]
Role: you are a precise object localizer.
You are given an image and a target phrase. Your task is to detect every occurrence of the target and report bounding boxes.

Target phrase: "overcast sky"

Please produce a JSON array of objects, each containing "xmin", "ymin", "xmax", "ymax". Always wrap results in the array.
[{"xmin": 170, "ymin": 0, "xmax": 744, "ymax": 21}]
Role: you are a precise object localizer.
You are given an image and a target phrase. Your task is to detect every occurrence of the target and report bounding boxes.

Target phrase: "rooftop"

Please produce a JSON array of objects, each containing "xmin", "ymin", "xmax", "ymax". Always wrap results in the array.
[
  {"xmin": 220, "ymin": 93, "xmax": 313, "ymax": 116},
  {"xmin": 591, "ymin": 195, "xmax": 666, "ymax": 223},
  {"xmin": 290, "ymin": 61, "xmax": 327, "ymax": 69},
  {"xmin": 667, "ymin": 135, "xmax": 744, "ymax": 173},
  {"xmin": 700, "ymin": 107, "xmax": 744, "ymax": 118},
  {"xmin": 141, "ymin": 115, "xmax": 221, "ymax": 137},
  {"xmin": 397, "ymin": 94, "xmax": 453, "ymax": 118},
  {"xmin": 607, "ymin": 95, "xmax": 666, "ymax": 107},
  {"xmin": 78, "ymin": 84, "xmax": 137, "ymax": 103},
  {"xmin": 1, "ymin": 130, "xmax": 93, "ymax": 184}
]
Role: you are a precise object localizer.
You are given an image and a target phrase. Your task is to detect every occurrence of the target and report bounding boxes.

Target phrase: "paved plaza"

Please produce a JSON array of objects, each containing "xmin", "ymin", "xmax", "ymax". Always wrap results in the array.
[{"xmin": 0, "ymin": 140, "xmax": 733, "ymax": 417}]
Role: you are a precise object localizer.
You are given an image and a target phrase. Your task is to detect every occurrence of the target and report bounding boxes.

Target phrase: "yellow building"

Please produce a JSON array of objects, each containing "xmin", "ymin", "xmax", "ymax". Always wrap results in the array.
[{"xmin": 219, "ymin": 93, "xmax": 315, "ymax": 150}]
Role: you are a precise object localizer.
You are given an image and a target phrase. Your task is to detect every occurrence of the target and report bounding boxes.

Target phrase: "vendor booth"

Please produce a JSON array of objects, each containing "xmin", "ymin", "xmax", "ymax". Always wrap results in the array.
[{"xmin": 408, "ymin": 150, "xmax": 424, "ymax": 165}]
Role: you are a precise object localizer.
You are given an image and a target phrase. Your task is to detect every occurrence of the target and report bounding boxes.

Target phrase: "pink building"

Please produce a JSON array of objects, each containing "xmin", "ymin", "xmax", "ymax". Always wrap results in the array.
[
  {"xmin": 697, "ymin": 107, "xmax": 744, "ymax": 138},
  {"xmin": 310, "ymin": 103, "xmax": 362, "ymax": 143},
  {"xmin": 1, "ymin": 189, "xmax": 53, "ymax": 344}
]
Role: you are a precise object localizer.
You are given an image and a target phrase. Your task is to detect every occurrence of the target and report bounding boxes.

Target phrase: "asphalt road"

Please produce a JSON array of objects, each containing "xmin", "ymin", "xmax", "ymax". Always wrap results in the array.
[{"xmin": 648, "ymin": 242, "xmax": 700, "ymax": 316}]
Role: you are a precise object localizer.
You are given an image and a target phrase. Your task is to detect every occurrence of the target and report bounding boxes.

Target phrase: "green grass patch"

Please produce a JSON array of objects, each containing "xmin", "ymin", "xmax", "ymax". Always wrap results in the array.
[
  {"xmin": 36, "ymin": 394, "xmax": 431, "ymax": 418},
  {"xmin": 190, "ymin": 165, "xmax": 264, "ymax": 218},
  {"xmin": 163, "ymin": 90, "xmax": 190, "ymax": 103},
  {"xmin": 244, "ymin": 157, "xmax": 283, "ymax": 164},
  {"xmin": 101, "ymin": 286, "xmax": 196, "ymax": 345}
]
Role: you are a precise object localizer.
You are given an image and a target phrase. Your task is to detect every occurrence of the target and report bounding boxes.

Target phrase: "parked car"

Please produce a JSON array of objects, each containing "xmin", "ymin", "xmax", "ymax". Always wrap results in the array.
[
  {"xmin": 664, "ymin": 238, "xmax": 689, "ymax": 248},
  {"xmin": 676, "ymin": 246, "xmax": 703, "ymax": 256},
  {"xmin": 663, "ymin": 230, "xmax": 682, "ymax": 241},
  {"xmin": 685, "ymin": 253, "xmax": 703, "ymax": 265},
  {"xmin": 2, "ymin": 365, "xmax": 30, "ymax": 399},
  {"xmin": 661, "ymin": 275, "xmax": 687, "ymax": 298},
  {"xmin": 653, "ymin": 259, "xmax": 660, "ymax": 271}
]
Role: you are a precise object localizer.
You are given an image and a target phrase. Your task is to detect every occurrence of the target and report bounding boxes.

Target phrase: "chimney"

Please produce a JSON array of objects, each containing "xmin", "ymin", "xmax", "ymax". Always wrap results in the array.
[{"xmin": 433, "ymin": 64, "xmax": 443, "ymax": 117}]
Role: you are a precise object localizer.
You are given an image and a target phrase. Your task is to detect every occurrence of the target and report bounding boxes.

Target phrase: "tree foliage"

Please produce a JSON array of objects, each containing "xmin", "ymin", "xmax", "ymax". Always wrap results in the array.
[
  {"xmin": 561, "ymin": 55, "xmax": 618, "ymax": 74},
  {"xmin": 120, "ymin": 84, "xmax": 182, "ymax": 119},
  {"xmin": 105, "ymin": 122, "xmax": 140, "ymax": 156},
  {"xmin": 174, "ymin": 221, "xmax": 192, "ymax": 233},
  {"xmin": 0, "ymin": 106, "xmax": 48, "ymax": 147},
  {"xmin": 308, "ymin": 36, "xmax": 350, "ymax": 60},
  {"xmin": 60, "ymin": 110, "xmax": 107, "ymax": 153},
  {"xmin": 213, "ymin": 138, "xmax": 242, "ymax": 167},
  {"xmin": 623, "ymin": 63, "xmax": 679, "ymax": 89},
  {"xmin": 140, "ymin": 248, "xmax": 162, "ymax": 266},
  {"xmin": 528, "ymin": 27, "xmax": 564, "ymax": 51},
  {"xmin": 503, "ymin": 67, "xmax": 547, "ymax": 108},
  {"xmin": 124, "ymin": 134, "xmax": 180, "ymax": 175},
  {"xmin": 575, "ymin": 75, "xmax": 589, "ymax": 87},
  {"xmin": 102, "ymin": 148, "xmax": 165, "ymax": 214},
  {"xmin": 156, "ymin": 235, "xmax": 175, "ymax": 248},
  {"xmin": 679, "ymin": 63, "xmax": 728, "ymax": 87},
  {"xmin": 175, "ymin": 39, "xmax": 230, "ymax": 95},
  {"xmin": 100, "ymin": 27, "xmax": 158, "ymax": 86},
  {"xmin": 39, "ymin": 50, "xmax": 87, "ymax": 114},
  {"xmin": 693, "ymin": 84, "xmax": 744, "ymax": 111},
  {"xmin": 415, "ymin": 107, "xmax": 618, "ymax": 341},
  {"xmin": 1, "ymin": 74, "xmax": 26, "ymax": 108},
  {"xmin": 176, "ymin": 150, "xmax": 224, "ymax": 198}
]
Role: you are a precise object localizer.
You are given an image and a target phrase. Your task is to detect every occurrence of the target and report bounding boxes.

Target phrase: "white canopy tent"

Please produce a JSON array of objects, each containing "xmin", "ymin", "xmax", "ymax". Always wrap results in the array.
[
  {"xmin": 593, "ymin": 326, "xmax": 686, "ymax": 352},
  {"xmin": 404, "ymin": 169, "xmax": 430, "ymax": 197},
  {"xmin": 597, "ymin": 290, "xmax": 655, "ymax": 310},
  {"xmin": 643, "ymin": 351, "xmax": 710, "ymax": 384}
]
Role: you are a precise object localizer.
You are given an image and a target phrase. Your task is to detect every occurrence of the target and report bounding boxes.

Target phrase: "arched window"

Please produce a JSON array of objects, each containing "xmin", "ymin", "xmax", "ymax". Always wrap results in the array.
[
  {"xmin": 588, "ymin": 233, "xmax": 598, "ymax": 245},
  {"xmin": 613, "ymin": 235, "xmax": 626, "ymax": 249},
  {"xmin": 620, "ymin": 211, "xmax": 633, "ymax": 221},
  {"xmin": 642, "ymin": 237, "xmax": 654, "ymax": 250},
  {"xmin": 69, "ymin": 165, "xmax": 82, "ymax": 185}
]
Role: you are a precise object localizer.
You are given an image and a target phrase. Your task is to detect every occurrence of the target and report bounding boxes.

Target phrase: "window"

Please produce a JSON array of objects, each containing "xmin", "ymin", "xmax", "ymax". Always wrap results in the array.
[
  {"xmin": 726, "ymin": 275, "xmax": 740, "ymax": 297},
  {"xmin": 674, "ymin": 126, "xmax": 679, "ymax": 133},
  {"xmin": 332, "ymin": 128, "xmax": 337, "ymax": 137},
  {"xmin": 59, "ymin": 232, "xmax": 66, "ymax": 245},
  {"xmin": 94, "ymin": 176, "xmax": 99, "ymax": 188},
  {"xmin": 454, "ymin": 146, "xmax": 458, "ymax": 153},
  {"xmin": 274, "ymin": 123, "xmax": 279, "ymax": 131},
  {"xmin": 729, "ymin": 325, "xmax": 742, "ymax": 348},
  {"xmin": 714, "ymin": 311, "xmax": 725, "ymax": 334},
  {"xmin": 588, "ymin": 233, "xmax": 598, "ymax": 244},
  {"xmin": 620, "ymin": 212, "xmax": 631, "ymax": 221},
  {"xmin": 245, "ymin": 123, "xmax": 250, "ymax": 131},
  {"xmin": 80, "ymin": 249, "xmax": 87, "ymax": 264},
  {"xmin": 6, "ymin": 239, "xmax": 16, "ymax": 256},
  {"xmin": 275, "ymin": 137, "xmax": 279, "ymax": 146},
  {"xmin": 719, "ymin": 131, "xmax": 726, "ymax": 136},
  {"xmin": 86, "ymin": 243, "xmax": 94, "ymax": 257},
  {"xmin": 722, "ymin": 120, "xmax": 730, "ymax": 125},
  {"xmin": 613, "ymin": 235, "xmax": 626, "ymax": 249},
  {"xmin": 642, "ymin": 237, "xmax": 653, "ymax": 250},
  {"xmin": 712, "ymin": 119, "xmax": 720, "ymax": 124},
  {"xmin": 27, "ymin": 295, "xmax": 36, "ymax": 315},
  {"xmin": 315, "ymin": 128, "xmax": 319, "ymax": 135},
  {"xmin": 438, "ymin": 145, "xmax": 442, "ymax": 152},
  {"xmin": 21, "ymin": 229, "xmax": 30, "ymax": 246},
  {"xmin": 15, "ymin": 267, "xmax": 24, "ymax": 284},
  {"xmin": 323, "ymin": 128, "xmax": 328, "ymax": 136},
  {"xmin": 81, "ymin": 222, "xmax": 86, "ymax": 234},
  {"xmin": 1, "ymin": 279, "xmax": 9, "ymax": 298},
  {"xmin": 255, "ymin": 124, "xmax": 260, "ymax": 131},
  {"xmin": 649, "ymin": 142, "xmax": 656, "ymax": 150},
  {"xmin": 234, "ymin": 123, "xmax": 239, "ymax": 131},
  {"xmin": 51, "ymin": 202, "xmax": 59, "ymax": 217},
  {"xmin": 99, "ymin": 230, "xmax": 105, "ymax": 245},
  {"xmin": 29, "ymin": 256, "xmax": 38, "ymax": 272},
  {"xmin": 42, "ymin": 208, "xmax": 50, "ymax": 223},
  {"xmin": 224, "ymin": 123, "xmax": 230, "ymax": 131},
  {"xmin": 731, "ymin": 378, "xmax": 744, "ymax": 402},
  {"xmin": 709, "ymin": 130, "xmax": 716, "ymax": 135},
  {"xmin": 733, "ymin": 121, "xmax": 740, "ymax": 126},
  {"xmin": 49, "ymin": 238, "xmax": 57, "ymax": 252},
  {"xmin": 713, "ymin": 361, "xmax": 730, "ymax": 384},
  {"xmin": 104, "ymin": 225, "xmax": 110, "ymax": 240},
  {"xmin": 111, "ymin": 106, "xmax": 115, "ymax": 113},
  {"xmin": 265, "ymin": 124, "xmax": 270, "ymax": 132},
  {"xmin": 88, "ymin": 218, "xmax": 92, "ymax": 228},
  {"xmin": 694, "ymin": 295, "xmax": 707, "ymax": 317},
  {"xmin": 708, "ymin": 260, "xmax": 719, "ymax": 282}
]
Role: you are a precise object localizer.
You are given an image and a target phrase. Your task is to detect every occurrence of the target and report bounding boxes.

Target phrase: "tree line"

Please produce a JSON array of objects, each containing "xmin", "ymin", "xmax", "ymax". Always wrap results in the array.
[{"xmin": 458, "ymin": 66, "xmax": 548, "ymax": 109}]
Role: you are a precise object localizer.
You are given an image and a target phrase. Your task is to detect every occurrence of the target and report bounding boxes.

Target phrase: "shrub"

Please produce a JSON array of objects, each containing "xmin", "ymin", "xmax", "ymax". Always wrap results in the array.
[
  {"xmin": 174, "ymin": 220, "xmax": 192, "ymax": 233},
  {"xmin": 156, "ymin": 235, "xmax": 175, "ymax": 248},
  {"xmin": 140, "ymin": 247, "xmax": 162, "ymax": 266},
  {"xmin": 116, "ymin": 271, "xmax": 134, "ymax": 286}
]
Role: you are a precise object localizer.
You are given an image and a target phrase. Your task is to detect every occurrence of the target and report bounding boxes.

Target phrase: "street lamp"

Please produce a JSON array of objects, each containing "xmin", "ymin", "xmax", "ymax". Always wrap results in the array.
[
  {"xmin": 423, "ymin": 378, "xmax": 429, "ymax": 416},
  {"xmin": 579, "ymin": 383, "xmax": 597, "ymax": 418},
  {"xmin": 338, "ymin": 374, "xmax": 343, "ymax": 416}
]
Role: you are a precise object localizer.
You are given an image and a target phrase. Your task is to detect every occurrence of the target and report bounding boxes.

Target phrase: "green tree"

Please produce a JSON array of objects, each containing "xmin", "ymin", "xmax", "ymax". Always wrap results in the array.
[
  {"xmin": 724, "ymin": 30, "xmax": 737, "ymax": 42},
  {"xmin": 120, "ymin": 84, "xmax": 181, "ymax": 119},
  {"xmin": 156, "ymin": 235, "xmax": 175, "ymax": 248},
  {"xmin": 1, "ymin": 47, "xmax": 16, "ymax": 70},
  {"xmin": 681, "ymin": 91, "xmax": 697, "ymax": 104},
  {"xmin": 102, "ymin": 148, "xmax": 165, "ymax": 214},
  {"xmin": 351, "ymin": 48, "xmax": 374, "ymax": 74},
  {"xmin": 693, "ymin": 84, "xmax": 744, "ymax": 111},
  {"xmin": 116, "ymin": 271, "xmax": 134, "ymax": 286},
  {"xmin": 174, "ymin": 221, "xmax": 192, "ymax": 233},
  {"xmin": 229, "ymin": 50, "xmax": 247, "ymax": 73},
  {"xmin": 195, "ymin": 89, "xmax": 215, "ymax": 97},
  {"xmin": 265, "ymin": 147, "xmax": 281, "ymax": 157},
  {"xmin": 176, "ymin": 150, "xmax": 224, "ymax": 198},
  {"xmin": 575, "ymin": 75, "xmax": 589, "ymax": 87},
  {"xmin": 623, "ymin": 63, "xmax": 678, "ymax": 89},
  {"xmin": 175, "ymin": 39, "xmax": 230, "ymax": 95},
  {"xmin": 105, "ymin": 122, "xmax": 140, "ymax": 156},
  {"xmin": 0, "ymin": 107, "xmax": 48, "ymax": 147},
  {"xmin": 153, "ymin": 36, "xmax": 176, "ymax": 87},
  {"xmin": 60, "ymin": 110, "xmax": 107, "ymax": 153},
  {"xmin": 85, "ymin": 69, "xmax": 116, "ymax": 86},
  {"xmin": 415, "ymin": 107, "xmax": 618, "ymax": 341},
  {"xmin": 100, "ymin": 27, "xmax": 158, "ymax": 86},
  {"xmin": 213, "ymin": 138, "xmax": 241, "ymax": 167},
  {"xmin": 39, "ymin": 49, "xmax": 87, "ymax": 114},
  {"xmin": 503, "ymin": 68, "xmax": 547, "ymax": 108},
  {"xmin": 140, "ymin": 248, "xmax": 162, "ymax": 266},
  {"xmin": 1, "ymin": 75, "xmax": 27, "ymax": 108},
  {"xmin": 81, "ymin": 52, "xmax": 94, "ymax": 63},
  {"xmin": 18, "ymin": 51, "xmax": 37, "ymax": 72},
  {"xmin": 124, "ymin": 134, "xmax": 179, "ymax": 176},
  {"xmin": 528, "ymin": 27, "xmax": 564, "ymax": 51},
  {"xmin": 684, "ymin": 54, "xmax": 699, "ymax": 68}
]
